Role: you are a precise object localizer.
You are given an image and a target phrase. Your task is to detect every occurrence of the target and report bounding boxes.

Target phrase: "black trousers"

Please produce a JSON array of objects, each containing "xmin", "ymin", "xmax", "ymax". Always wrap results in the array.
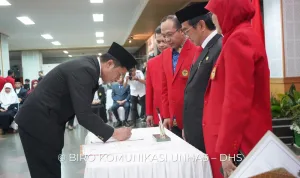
[
  {"xmin": 91, "ymin": 104, "xmax": 108, "ymax": 123},
  {"xmin": 130, "ymin": 95, "xmax": 145, "ymax": 122},
  {"xmin": 19, "ymin": 128, "xmax": 61, "ymax": 178},
  {"xmin": 68, "ymin": 117, "xmax": 74, "ymax": 126},
  {"xmin": 111, "ymin": 102, "xmax": 130, "ymax": 122},
  {"xmin": 0, "ymin": 110, "xmax": 15, "ymax": 130},
  {"xmin": 171, "ymin": 126, "xmax": 182, "ymax": 138}
]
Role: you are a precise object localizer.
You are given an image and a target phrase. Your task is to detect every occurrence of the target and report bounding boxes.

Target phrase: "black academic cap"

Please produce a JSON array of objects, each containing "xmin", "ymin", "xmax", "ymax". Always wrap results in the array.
[
  {"xmin": 15, "ymin": 78, "xmax": 21, "ymax": 83},
  {"xmin": 107, "ymin": 42, "xmax": 137, "ymax": 70},
  {"xmin": 175, "ymin": 2, "xmax": 209, "ymax": 24}
]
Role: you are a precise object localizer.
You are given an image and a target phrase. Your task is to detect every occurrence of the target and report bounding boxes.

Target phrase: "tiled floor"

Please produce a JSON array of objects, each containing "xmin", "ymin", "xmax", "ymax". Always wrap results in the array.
[
  {"xmin": 0, "ymin": 121, "xmax": 147, "ymax": 178},
  {"xmin": 0, "ymin": 121, "xmax": 299, "ymax": 178},
  {"xmin": 0, "ymin": 126, "xmax": 88, "ymax": 178}
]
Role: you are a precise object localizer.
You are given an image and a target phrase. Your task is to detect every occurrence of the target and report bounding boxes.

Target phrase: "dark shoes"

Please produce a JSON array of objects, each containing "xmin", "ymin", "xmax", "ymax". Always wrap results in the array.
[
  {"xmin": 123, "ymin": 120, "xmax": 131, "ymax": 127},
  {"xmin": 115, "ymin": 121, "xmax": 123, "ymax": 128}
]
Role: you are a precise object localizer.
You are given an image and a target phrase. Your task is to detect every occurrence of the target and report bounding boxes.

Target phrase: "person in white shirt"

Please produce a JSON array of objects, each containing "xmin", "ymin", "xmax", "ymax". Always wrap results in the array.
[{"xmin": 124, "ymin": 67, "xmax": 146, "ymax": 127}]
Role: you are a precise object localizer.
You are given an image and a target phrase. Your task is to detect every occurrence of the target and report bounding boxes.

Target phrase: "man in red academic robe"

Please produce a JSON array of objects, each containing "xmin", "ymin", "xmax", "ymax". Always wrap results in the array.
[
  {"xmin": 160, "ymin": 15, "xmax": 197, "ymax": 137},
  {"xmin": 0, "ymin": 74, "xmax": 6, "ymax": 91},
  {"xmin": 5, "ymin": 70, "xmax": 15, "ymax": 88},
  {"xmin": 146, "ymin": 26, "xmax": 169, "ymax": 127},
  {"xmin": 203, "ymin": 0, "xmax": 272, "ymax": 178}
]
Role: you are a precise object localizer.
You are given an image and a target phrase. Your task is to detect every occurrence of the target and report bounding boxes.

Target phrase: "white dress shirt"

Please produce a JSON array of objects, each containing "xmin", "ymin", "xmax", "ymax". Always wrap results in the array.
[
  {"xmin": 125, "ymin": 70, "xmax": 145, "ymax": 97},
  {"xmin": 201, "ymin": 30, "xmax": 218, "ymax": 49},
  {"xmin": 15, "ymin": 88, "xmax": 21, "ymax": 94}
]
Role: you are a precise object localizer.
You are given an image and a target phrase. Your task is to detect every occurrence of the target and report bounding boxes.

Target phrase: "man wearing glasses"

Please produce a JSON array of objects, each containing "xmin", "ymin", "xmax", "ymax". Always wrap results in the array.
[
  {"xmin": 175, "ymin": 3, "xmax": 222, "ymax": 152},
  {"xmin": 160, "ymin": 15, "xmax": 197, "ymax": 137}
]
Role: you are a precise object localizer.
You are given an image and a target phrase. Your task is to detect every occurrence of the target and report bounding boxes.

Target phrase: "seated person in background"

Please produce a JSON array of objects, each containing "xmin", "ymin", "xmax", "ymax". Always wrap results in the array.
[
  {"xmin": 91, "ymin": 78, "xmax": 108, "ymax": 123},
  {"xmin": 23, "ymin": 79, "xmax": 30, "ymax": 90},
  {"xmin": 111, "ymin": 76, "xmax": 130, "ymax": 127},
  {"xmin": 0, "ymin": 83, "xmax": 19, "ymax": 134},
  {"xmin": 26, "ymin": 80, "xmax": 38, "ymax": 95},
  {"xmin": 14, "ymin": 78, "xmax": 27, "ymax": 104}
]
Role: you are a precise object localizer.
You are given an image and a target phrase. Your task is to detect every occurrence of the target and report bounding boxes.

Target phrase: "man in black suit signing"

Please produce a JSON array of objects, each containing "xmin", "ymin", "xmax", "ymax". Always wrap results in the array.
[
  {"xmin": 175, "ymin": 3, "xmax": 222, "ymax": 152},
  {"xmin": 15, "ymin": 42, "xmax": 137, "ymax": 178}
]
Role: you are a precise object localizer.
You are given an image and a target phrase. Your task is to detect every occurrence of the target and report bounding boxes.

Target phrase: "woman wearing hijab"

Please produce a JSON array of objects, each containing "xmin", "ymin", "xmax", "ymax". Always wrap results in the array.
[
  {"xmin": 203, "ymin": 0, "xmax": 272, "ymax": 177},
  {"xmin": 0, "ymin": 83, "xmax": 19, "ymax": 134},
  {"xmin": 26, "ymin": 80, "xmax": 38, "ymax": 95}
]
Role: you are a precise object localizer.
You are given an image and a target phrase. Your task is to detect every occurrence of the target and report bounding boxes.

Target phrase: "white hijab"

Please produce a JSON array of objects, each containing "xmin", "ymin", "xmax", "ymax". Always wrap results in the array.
[{"xmin": 0, "ymin": 83, "xmax": 19, "ymax": 109}]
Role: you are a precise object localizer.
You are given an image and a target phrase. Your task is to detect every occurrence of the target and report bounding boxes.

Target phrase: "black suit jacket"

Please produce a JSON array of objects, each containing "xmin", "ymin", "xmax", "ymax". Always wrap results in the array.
[
  {"xmin": 23, "ymin": 84, "xmax": 30, "ymax": 90},
  {"xmin": 15, "ymin": 88, "xmax": 27, "ymax": 104},
  {"xmin": 183, "ymin": 34, "xmax": 223, "ymax": 152},
  {"xmin": 15, "ymin": 56, "xmax": 114, "ymax": 150}
]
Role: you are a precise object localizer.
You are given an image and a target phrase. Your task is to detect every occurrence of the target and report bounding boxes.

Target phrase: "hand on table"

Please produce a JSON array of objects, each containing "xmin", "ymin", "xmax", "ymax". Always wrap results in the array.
[
  {"xmin": 163, "ymin": 118, "xmax": 171, "ymax": 130},
  {"xmin": 146, "ymin": 116, "xmax": 153, "ymax": 127},
  {"xmin": 221, "ymin": 155, "xmax": 237, "ymax": 178},
  {"xmin": 112, "ymin": 127, "xmax": 132, "ymax": 141}
]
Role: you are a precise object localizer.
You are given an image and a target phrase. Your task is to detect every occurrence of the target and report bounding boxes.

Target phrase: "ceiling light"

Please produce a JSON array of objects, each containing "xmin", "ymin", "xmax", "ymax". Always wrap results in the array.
[
  {"xmin": 95, "ymin": 32, "xmax": 104, "ymax": 37},
  {"xmin": 93, "ymin": 14, "xmax": 103, "ymax": 22},
  {"xmin": 41, "ymin": 34, "xmax": 53, "ymax": 40},
  {"xmin": 52, "ymin": 41, "xmax": 61, "ymax": 46},
  {"xmin": 68, "ymin": 55, "xmax": 72, "ymax": 57},
  {"xmin": 0, "ymin": 0, "xmax": 11, "ymax": 6},
  {"xmin": 16, "ymin": 16, "xmax": 35, "ymax": 25},
  {"xmin": 63, "ymin": 51, "xmax": 68, "ymax": 54},
  {"xmin": 90, "ymin": 0, "xmax": 103, "ymax": 3},
  {"xmin": 97, "ymin": 39, "xmax": 104, "ymax": 44},
  {"xmin": 98, "ymin": 53, "xmax": 102, "ymax": 56}
]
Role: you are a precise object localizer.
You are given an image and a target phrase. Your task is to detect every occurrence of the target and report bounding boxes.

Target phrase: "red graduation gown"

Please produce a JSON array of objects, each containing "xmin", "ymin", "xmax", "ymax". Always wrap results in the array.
[
  {"xmin": 161, "ymin": 39, "xmax": 197, "ymax": 129},
  {"xmin": 146, "ymin": 54, "xmax": 163, "ymax": 125},
  {"xmin": 204, "ymin": 1, "xmax": 273, "ymax": 177}
]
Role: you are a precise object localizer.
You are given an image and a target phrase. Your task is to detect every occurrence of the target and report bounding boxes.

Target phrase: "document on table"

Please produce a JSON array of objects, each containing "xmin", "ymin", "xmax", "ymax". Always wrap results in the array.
[
  {"xmin": 81, "ymin": 139, "xmax": 163, "ymax": 156},
  {"xmin": 230, "ymin": 131, "xmax": 300, "ymax": 178},
  {"xmin": 91, "ymin": 134, "xmax": 144, "ymax": 143}
]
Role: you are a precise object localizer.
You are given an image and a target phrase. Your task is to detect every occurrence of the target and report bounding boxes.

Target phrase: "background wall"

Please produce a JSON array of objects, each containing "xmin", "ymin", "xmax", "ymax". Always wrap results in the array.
[
  {"xmin": 283, "ymin": 0, "xmax": 300, "ymax": 77},
  {"xmin": 264, "ymin": 0, "xmax": 284, "ymax": 78},
  {"xmin": 0, "ymin": 34, "xmax": 10, "ymax": 77}
]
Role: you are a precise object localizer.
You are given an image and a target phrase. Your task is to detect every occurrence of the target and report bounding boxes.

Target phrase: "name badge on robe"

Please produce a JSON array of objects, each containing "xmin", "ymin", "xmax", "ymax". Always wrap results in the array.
[{"xmin": 181, "ymin": 69, "xmax": 189, "ymax": 77}]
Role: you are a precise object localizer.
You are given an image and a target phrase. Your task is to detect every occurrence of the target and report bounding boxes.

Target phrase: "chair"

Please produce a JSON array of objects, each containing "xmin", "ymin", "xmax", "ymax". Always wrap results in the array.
[{"xmin": 106, "ymin": 89, "xmax": 141, "ymax": 123}]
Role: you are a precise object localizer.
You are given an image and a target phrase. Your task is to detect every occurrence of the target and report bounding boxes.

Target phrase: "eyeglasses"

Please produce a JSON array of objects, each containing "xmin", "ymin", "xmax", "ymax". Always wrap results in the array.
[
  {"xmin": 162, "ymin": 29, "xmax": 180, "ymax": 39},
  {"xmin": 183, "ymin": 26, "xmax": 193, "ymax": 36}
]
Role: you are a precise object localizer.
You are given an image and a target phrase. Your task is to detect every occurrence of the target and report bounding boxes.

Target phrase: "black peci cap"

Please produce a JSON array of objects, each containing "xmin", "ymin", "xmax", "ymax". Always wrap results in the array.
[
  {"xmin": 175, "ymin": 2, "xmax": 209, "ymax": 24},
  {"xmin": 108, "ymin": 42, "xmax": 137, "ymax": 70},
  {"xmin": 15, "ymin": 78, "xmax": 22, "ymax": 83}
]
